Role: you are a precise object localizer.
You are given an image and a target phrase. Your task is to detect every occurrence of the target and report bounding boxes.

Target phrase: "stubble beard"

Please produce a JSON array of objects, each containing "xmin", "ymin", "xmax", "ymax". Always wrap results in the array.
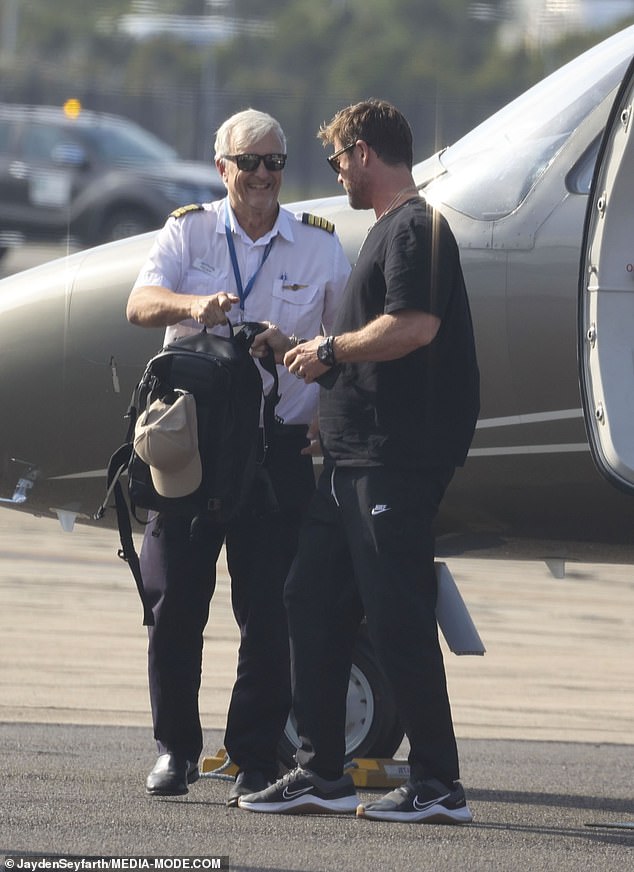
[{"xmin": 345, "ymin": 179, "xmax": 368, "ymax": 211}]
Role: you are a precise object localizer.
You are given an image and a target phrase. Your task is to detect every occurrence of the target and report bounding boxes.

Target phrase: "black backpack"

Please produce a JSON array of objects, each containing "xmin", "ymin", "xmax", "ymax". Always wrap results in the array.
[{"xmin": 97, "ymin": 320, "xmax": 279, "ymax": 625}]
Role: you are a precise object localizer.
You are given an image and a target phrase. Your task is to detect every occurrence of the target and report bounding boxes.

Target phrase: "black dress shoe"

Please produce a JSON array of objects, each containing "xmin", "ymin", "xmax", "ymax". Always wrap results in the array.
[
  {"xmin": 146, "ymin": 753, "xmax": 200, "ymax": 796},
  {"xmin": 227, "ymin": 771, "xmax": 272, "ymax": 807}
]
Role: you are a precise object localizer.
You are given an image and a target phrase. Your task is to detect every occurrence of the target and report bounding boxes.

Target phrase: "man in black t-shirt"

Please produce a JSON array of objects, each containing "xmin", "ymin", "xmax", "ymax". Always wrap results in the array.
[
  {"xmin": 240, "ymin": 100, "xmax": 480, "ymax": 823},
  {"xmin": 318, "ymin": 195, "xmax": 478, "ymax": 469}
]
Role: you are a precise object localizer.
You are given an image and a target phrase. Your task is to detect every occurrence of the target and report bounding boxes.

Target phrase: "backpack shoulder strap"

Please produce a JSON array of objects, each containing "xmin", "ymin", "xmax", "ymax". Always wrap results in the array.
[
  {"xmin": 97, "ymin": 442, "xmax": 154, "ymax": 627},
  {"xmin": 259, "ymin": 347, "xmax": 280, "ymax": 454},
  {"xmin": 232, "ymin": 321, "xmax": 281, "ymax": 457},
  {"xmin": 113, "ymin": 471, "xmax": 154, "ymax": 627}
]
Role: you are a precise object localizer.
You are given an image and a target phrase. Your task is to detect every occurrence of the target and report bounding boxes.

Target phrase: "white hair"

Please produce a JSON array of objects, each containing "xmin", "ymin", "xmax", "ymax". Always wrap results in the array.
[{"xmin": 214, "ymin": 109, "xmax": 286, "ymax": 160}]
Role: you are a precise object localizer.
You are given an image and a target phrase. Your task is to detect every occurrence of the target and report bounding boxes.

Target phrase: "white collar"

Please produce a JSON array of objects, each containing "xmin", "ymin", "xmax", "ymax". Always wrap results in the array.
[{"xmin": 221, "ymin": 198, "xmax": 293, "ymax": 245}]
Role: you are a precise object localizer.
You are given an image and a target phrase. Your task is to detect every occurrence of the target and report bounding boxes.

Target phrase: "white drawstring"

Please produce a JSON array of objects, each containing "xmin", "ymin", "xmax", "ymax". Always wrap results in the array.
[{"xmin": 330, "ymin": 466, "xmax": 340, "ymax": 507}]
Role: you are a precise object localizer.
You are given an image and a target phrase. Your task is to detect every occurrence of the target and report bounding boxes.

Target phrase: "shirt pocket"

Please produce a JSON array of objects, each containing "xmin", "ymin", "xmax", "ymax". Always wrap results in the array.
[{"xmin": 271, "ymin": 279, "xmax": 322, "ymax": 336}]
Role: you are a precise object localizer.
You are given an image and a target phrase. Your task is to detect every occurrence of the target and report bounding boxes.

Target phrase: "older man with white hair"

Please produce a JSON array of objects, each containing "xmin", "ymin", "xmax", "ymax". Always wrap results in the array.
[{"xmin": 127, "ymin": 108, "xmax": 349, "ymax": 803}]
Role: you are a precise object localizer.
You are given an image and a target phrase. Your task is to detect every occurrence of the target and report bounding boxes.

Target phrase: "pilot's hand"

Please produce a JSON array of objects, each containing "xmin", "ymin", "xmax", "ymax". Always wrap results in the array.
[
  {"xmin": 190, "ymin": 292, "xmax": 239, "ymax": 327},
  {"xmin": 251, "ymin": 323, "xmax": 292, "ymax": 364},
  {"xmin": 284, "ymin": 338, "xmax": 329, "ymax": 384},
  {"xmin": 301, "ymin": 418, "xmax": 322, "ymax": 456}
]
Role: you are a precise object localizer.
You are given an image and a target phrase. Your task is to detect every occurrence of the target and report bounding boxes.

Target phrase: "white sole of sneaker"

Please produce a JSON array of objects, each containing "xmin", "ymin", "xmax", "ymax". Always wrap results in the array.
[
  {"xmin": 356, "ymin": 802, "xmax": 473, "ymax": 824},
  {"xmin": 238, "ymin": 794, "xmax": 359, "ymax": 814}
]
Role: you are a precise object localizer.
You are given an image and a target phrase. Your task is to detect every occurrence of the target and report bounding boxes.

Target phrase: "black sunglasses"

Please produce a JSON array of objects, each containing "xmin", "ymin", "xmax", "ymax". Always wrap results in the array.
[
  {"xmin": 327, "ymin": 142, "xmax": 357, "ymax": 174},
  {"xmin": 223, "ymin": 153, "xmax": 287, "ymax": 172}
]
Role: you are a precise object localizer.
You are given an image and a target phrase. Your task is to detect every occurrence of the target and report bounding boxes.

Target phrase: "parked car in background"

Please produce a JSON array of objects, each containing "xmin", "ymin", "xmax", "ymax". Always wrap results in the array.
[{"xmin": 0, "ymin": 102, "xmax": 224, "ymax": 258}]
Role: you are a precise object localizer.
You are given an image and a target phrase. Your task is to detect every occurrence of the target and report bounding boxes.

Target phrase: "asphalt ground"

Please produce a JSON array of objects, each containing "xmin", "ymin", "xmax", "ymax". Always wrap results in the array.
[
  {"xmin": 0, "ymin": 722, "xmax": 631, "ymax": 872},
  {"xmin": 0, "ymin": 510, "xmax": 632, "ymax": 871}
]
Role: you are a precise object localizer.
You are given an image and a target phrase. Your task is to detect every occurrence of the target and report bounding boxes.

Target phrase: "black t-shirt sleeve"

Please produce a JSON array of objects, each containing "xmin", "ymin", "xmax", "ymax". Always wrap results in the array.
[{"xmin": 383, "ymin": 206, "xmax": 457, "ymax": 320}]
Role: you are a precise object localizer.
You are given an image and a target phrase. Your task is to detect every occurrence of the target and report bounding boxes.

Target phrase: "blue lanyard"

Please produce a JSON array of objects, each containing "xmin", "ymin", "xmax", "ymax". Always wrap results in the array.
[{"xmin": 224, "ymin": 206, "xmax": 275, "ymax": 311}]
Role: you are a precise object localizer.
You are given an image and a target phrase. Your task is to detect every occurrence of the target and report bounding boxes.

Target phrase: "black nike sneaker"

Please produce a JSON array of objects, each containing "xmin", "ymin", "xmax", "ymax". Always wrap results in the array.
[
  {"xmin": 356, "ymin": 778, "xmax": 473, "ymax": 824},
  {"xmin": 237, "ymin": 766, "xmax": 359, "ymax": 815}
]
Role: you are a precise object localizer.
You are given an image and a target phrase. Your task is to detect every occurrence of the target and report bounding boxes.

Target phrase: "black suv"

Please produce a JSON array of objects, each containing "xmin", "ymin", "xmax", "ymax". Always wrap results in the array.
[{"xmin": 0, "ymin": 103, "xmax": 224, "ymax": 257}]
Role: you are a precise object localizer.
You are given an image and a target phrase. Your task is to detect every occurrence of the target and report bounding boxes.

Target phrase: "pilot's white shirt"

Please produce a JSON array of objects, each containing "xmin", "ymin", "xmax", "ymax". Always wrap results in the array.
[{"xmin": 134, "ymin": 198, "xmax": 351, "ymax": 426}]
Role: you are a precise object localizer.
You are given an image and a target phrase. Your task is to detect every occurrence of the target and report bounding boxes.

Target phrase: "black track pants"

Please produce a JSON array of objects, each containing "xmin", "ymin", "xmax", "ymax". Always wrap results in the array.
[{"xmin": 284, "ymin": 463, "xmax": 460, "ymax": 786}]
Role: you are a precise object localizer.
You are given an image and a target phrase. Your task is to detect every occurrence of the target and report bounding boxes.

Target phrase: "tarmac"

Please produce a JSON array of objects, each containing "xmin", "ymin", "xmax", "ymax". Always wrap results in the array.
[{"xmin": 0, "ymin": 509, "xmax": 632, "ymax": 870}]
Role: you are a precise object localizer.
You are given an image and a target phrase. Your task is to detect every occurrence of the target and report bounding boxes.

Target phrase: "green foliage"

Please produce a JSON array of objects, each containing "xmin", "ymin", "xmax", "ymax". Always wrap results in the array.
[{"xmin": 17, "ymin": 0, "xmax": 130, "ymax": 56}]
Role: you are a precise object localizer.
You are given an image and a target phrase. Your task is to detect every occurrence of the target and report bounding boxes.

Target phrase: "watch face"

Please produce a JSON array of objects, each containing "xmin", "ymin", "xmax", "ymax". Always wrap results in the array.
[{"xmin": 317, "ymin": 341, "xmax": 328, "ymax": 363}]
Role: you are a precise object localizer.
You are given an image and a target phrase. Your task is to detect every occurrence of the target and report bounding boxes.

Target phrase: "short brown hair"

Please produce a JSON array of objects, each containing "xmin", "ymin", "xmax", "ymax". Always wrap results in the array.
[{"xmin": 318, "ymin": 99, "xmax": 413, "ymax": 170}]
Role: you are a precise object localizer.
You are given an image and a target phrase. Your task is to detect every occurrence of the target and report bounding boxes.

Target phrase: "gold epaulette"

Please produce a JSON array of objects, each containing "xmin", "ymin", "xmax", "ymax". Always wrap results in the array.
[
  {"xmin": 170, "ymin": 203, "xmax": 204, "ymax": 219},
  {"xmin": 301, "ymin": 212, "xmax": 335, "ymax": 234}
]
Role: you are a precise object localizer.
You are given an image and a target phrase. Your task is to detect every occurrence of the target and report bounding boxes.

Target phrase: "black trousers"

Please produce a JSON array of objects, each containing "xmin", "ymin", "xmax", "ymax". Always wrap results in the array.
[
  {"xmin": 284, "ymin": 463, "xmax": 460, "ymax": 786},
  {"xmin": 141, "ymin": 428, "xmax": 314, "ymax": 779}
]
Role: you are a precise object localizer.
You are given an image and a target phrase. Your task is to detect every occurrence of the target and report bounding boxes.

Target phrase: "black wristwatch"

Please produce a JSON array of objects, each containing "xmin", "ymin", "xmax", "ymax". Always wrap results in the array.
[{"xmin": 317, "ymin": 335, "xmax": 337, "ymax": 368}]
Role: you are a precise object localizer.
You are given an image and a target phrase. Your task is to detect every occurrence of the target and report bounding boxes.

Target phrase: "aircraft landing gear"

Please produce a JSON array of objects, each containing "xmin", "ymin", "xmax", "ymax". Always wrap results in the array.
[{"xmin": 276, "ymin": 626, "xmax": 404, "ymax": 769}]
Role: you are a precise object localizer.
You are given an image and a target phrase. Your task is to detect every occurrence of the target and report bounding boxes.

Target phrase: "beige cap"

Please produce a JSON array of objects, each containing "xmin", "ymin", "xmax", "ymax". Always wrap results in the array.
[{"xmin": 134, "ymin": 391, "xmax": 202, "ymax": 499}]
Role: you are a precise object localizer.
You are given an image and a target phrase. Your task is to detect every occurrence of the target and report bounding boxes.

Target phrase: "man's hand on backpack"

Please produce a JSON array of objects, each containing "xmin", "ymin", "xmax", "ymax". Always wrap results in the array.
[
  {"xmin": 190, "ymin": 292, "xmax": 239, "ymax": 327},
  {"xmin": 251, "ymin": 324, "xmax": 293, "ymax": 364}
]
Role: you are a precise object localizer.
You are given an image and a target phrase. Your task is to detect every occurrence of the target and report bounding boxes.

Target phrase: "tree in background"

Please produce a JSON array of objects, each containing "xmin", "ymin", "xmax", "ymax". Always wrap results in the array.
[{"xmin": 1, "ymin": 0, "xmax": 632, "ymax": 196}]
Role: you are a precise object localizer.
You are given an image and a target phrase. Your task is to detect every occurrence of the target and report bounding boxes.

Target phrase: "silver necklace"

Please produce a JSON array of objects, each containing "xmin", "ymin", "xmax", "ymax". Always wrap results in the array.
[
  {"xmin": 375, "ymin": 185, "xmax": 419, "ymax": 222},
  {"xmin": 358, "ymin": 185, "xmax": 420, "ymax": 256}
]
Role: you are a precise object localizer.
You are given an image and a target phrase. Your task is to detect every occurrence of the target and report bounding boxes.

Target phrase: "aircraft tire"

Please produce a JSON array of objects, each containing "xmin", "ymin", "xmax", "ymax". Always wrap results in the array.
[
  {"xmin": 363, "ymin": 707, "xmax": 405, "ymax": 759},
  {"xmin": 277, "ymin": 626, "xmax": 404, "ymax": 769}
]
